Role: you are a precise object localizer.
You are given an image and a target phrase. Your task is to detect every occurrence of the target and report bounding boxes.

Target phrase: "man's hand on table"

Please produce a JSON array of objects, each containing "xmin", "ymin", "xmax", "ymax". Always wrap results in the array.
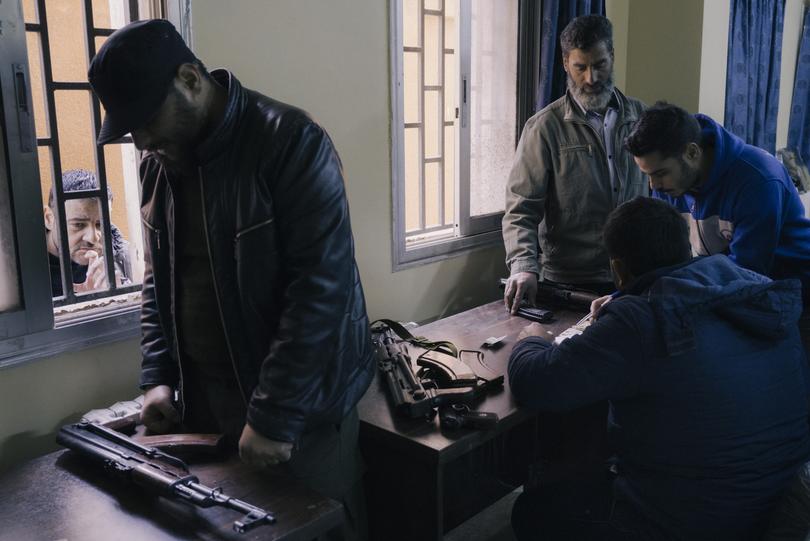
[
  {"xmin": 239, "ymin": 423, "xmax": 293, "ymax": 468},
  {"xmin": 141, "ymin": 384, "xmax": 180, "ymax": 433},
  {"xmin": 518, "ymin": 322, "xmax": 547, "ymax": 341},
  {"xmin": 504, "ymin": 272, "xmax": 538, "ymax": 314}
]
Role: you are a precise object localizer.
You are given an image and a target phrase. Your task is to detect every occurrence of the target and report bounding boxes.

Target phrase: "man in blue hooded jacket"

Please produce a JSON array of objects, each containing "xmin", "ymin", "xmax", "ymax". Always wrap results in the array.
[
  {"xmin": 624, "ymin": 102, "xmax": 810, "ymax": 356},
  {"xmin": 509, "ymin": 197, "xmax": 810, "ymax": 540}
]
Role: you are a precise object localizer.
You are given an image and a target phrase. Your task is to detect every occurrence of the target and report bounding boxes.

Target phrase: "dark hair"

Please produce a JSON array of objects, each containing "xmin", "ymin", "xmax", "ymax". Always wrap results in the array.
[
  {"xmin": 48, "ymin": 169, "xmax": 111, "ymax": 208},
  {"xmin": 624, "ymin": 101, "xmax": 702, "ymax": 158},
  {"xmin": 603, "ymin": 197, "xmax": 691, "ymax": 277},
  {"xmin": 560, "ymin": 15, "xmax": 613, "ymax": 56}
]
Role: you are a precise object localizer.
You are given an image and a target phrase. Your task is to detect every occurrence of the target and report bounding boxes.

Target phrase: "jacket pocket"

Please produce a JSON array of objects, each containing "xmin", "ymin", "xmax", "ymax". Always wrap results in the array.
[
  {"xmin": 234, "ymin": 218, "xmax": 281, "ymax": 326},
  {"xmin": 234, "ymin": 218, "xmax": 277, "ymax": 261},
  {"xmin": 559, "ymin": 143, "xmax": 592, "ymax": 154}
]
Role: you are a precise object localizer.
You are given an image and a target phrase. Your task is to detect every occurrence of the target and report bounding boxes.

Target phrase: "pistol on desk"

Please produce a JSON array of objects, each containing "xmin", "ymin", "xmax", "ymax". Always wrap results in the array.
[
  {"xmin": 57, "ymin": 422, "xmax": 275, "ymax": 534},
  {"xmin": 371, "ymin": 322, "xmax": 502, "ymax": 420}
]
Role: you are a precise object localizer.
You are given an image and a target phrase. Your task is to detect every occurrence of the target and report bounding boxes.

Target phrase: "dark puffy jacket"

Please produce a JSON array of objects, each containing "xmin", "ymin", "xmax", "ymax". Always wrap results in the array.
[
  {"xmin": 509, "ymin": 255, "xmax": 810, "ymax": 540},
  {"xmin": 138, "ymin": 70, "xmax": 374, "ymax": 443}
]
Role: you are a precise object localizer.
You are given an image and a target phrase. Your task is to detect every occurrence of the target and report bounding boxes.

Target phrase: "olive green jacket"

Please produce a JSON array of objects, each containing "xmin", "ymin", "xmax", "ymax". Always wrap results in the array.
[{"xmin": 502, "ymin": 89, "xmax": 647, "ymax": 284}]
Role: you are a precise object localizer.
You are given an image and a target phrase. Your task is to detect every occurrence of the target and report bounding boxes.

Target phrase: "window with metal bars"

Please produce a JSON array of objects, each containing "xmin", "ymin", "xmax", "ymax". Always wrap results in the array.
[
  {"xmin": 0, "ymin": 0, "xmax": 189, "ymax": 366},
  {"xmin": 391, "ymin": 0, "xmax": 538, "ymax": 269},
  {"xmin": 26, "ymin": 0, "xmax": 148, "ymax": 310}
]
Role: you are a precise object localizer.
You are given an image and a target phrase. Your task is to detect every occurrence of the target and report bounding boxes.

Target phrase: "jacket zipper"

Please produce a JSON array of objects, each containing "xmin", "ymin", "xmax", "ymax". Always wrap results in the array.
[
  {"xmin": 198, "ymin": 167, "xmax": 249, "ymax": 407},
  {"xmin": 234, "ymin": 218, "xmax": 275, "ymax": 259},
  {"xmin": 165, "ymin": 172, "xmax": 186, "ymax": 420},
  {"xmin": 235, "ymin": 218, "xmax": 275, "ymax": 240}
]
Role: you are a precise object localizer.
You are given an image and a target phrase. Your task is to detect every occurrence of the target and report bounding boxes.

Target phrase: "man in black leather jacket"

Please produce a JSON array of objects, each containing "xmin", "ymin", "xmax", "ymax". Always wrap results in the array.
[{"xmin": 88, "ymin": 20, "xmax": 374, "ymax": 539}]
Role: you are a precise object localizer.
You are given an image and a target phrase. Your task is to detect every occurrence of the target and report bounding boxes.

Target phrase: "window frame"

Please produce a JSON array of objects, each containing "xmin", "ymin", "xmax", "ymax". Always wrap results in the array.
[
  {"xmin": 390, "ymin": 0, "xmax": 538, "ymax": 271},
  {"xmin": 0, "ymin": 0, "xmax": 192, "ymax": 369}
]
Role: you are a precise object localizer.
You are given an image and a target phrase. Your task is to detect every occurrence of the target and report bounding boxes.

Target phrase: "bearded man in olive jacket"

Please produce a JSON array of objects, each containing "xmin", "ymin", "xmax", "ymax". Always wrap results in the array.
[{"xmin": 503, "ymin": 15, "xmax": 647, "ymax": 312}]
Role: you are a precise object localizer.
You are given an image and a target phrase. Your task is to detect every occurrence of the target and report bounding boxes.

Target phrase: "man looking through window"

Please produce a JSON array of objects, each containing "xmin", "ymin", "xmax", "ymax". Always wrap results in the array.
[{"xmin": 44, "ymin": 169, "xmax": 131, "ymax": 297}]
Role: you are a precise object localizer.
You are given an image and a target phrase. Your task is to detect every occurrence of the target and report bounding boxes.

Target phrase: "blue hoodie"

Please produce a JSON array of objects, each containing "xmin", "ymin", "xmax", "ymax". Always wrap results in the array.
[
  {"xmin": 654, "ymin": 115, "xmax": 810, "ymax": 301},
  {"xmin": 509, "ymin": 255, "xmax": 810, "ymax": 540}
]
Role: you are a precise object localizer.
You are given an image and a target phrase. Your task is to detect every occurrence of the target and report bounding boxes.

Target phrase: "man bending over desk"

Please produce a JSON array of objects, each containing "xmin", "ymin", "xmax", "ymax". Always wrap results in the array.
[{"xmin": 508, "ymin": 197, "xmax": 810, "ymax": 540}]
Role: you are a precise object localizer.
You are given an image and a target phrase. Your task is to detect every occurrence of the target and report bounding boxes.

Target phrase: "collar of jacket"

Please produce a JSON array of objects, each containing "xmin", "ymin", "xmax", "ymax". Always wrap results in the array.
[
  {"xmin": 562, "ymin": 88, "xmax": 638, "ymax": 124},
  {"xmin": 193, "ymin": 69, "xmax": 249, "ymax": 166}
]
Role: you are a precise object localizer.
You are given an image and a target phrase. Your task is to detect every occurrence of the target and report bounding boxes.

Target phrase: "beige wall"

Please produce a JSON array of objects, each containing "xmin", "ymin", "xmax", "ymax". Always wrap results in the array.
[
  {"xmin": 606, "ymin": 0, "xmax": 629, "ymax": 91},
  {"xmin": 0, "ymin": 339, "xmax": 142, "ymax": 474},
  {"xmin": 624, "ymin": 0, "xmax": 704, "ymax": 111}
]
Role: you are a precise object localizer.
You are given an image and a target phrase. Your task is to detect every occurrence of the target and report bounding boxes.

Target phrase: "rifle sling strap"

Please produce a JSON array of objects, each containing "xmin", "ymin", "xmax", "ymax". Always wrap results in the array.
[{"xmin": 372, "ymin": 319, "xmax": 459, "ymax": 358}]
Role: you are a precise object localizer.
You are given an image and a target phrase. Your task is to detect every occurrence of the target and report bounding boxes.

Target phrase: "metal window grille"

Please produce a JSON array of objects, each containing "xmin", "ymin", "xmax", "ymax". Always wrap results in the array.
[
  {"xmin": 25, "ymin": 0, "xmax": 153, "ymax": 307},
  {"xmin": 404, "ymin": 0, "xmax": 456, "ymax": 243}
]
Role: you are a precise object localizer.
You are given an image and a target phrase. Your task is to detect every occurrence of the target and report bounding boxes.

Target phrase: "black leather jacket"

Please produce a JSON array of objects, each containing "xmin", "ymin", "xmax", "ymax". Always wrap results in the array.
[{"xmin": 138, "ymin": 70, "xmax": 374, "ymax": 443}]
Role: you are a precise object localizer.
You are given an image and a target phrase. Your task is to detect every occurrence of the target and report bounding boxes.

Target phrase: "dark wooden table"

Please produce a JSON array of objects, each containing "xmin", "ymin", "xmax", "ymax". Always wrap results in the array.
[
  {"xmin": 359, "ymin": 300, "xmax": 585, "ymax": 541},
  {"xmin": 0, "ymin": 449, "xmax": 342, "ymax": 541}
]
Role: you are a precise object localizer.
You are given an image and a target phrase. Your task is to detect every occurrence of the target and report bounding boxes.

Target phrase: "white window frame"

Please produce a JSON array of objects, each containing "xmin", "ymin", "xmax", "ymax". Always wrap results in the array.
[
  {"xmin": 390, "ymin": 0, "xmax": 535, "ymax": 270},
  {"xmin": 0, "ymin": 0, "xmax": 191, "ymax": 369}
]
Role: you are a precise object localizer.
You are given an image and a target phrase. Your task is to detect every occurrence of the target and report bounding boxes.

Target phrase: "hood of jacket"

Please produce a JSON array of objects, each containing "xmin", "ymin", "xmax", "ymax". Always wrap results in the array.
[
  {"xmin": 628, "ymin": 255, "xmax": 803, "ymax": 356},
  {"xmin": 694, "ymin": 114, "xmax": 746, "ymax": 198}
]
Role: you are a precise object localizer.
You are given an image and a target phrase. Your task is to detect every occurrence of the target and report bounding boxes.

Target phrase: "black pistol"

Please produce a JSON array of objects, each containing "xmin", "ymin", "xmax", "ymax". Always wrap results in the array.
[{"xmin": 439, "ymin": 404, "xmax": 498, "ymax": 430}]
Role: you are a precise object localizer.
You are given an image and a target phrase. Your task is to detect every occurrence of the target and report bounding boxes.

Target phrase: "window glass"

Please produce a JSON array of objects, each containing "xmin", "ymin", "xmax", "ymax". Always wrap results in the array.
[
  {"xmin": 22, "ymin": 0, "xmax": 39, "ymax": 24},
  {"xmin": 93, "ymin": 0, "xmax": 133, "ymax": 29},
  {"xmin": 103, "ymin": 143, "xmax": 144, "ymax": 285},
  {"xmin": 469, "ymin": 0, "xmax": 517, "ymax": 217},
  {"xmin": 25, "ymin": 31, "xmax": 49, "ymax": 139},
  {"xmin": 403, "ymin": 0, "xmax": 457, "ymax": 244},
  {"xmin": 47, "ymin": 0, "xmax": 88, "ymax": 83},
  {"xmin": 55, "ymin": 90, "xmax": 97, "ymax": 173}
]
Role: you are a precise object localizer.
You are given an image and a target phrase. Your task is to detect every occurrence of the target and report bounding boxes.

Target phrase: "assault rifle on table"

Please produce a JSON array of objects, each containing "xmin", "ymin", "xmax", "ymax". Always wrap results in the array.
[
  {"xmin": 57, "ymin": 422, "xmax": 275, "ymax": 534},
  {"xmin": 371, "ymin": 320, "xmax": 502, "ymax": 426}
]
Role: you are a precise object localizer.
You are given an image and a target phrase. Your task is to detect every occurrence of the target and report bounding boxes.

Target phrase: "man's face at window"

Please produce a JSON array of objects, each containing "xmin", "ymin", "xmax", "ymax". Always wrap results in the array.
[
  {"xmin": 46, "ymin": 198, "xmax": 104, "ymax": 266},
  {"xmin": 564, "ymin": 41, "xmax": 615, "ymax": 112}
]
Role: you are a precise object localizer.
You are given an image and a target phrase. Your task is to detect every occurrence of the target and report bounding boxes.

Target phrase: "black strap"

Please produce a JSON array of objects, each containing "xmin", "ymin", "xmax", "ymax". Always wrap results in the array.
[{"xmin": 371, "ymin": 319, "xmax": 459, "ymax": 357}]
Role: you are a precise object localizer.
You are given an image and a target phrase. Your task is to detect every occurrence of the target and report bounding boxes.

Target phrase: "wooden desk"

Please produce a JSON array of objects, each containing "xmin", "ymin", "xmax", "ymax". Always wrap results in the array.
[
  {"xmin": 0, "ymin": 449, "xmax": 342, "ymax": 541},
  {"xmin": 359, "ymin": 300, "xmax": 585, "ymax": 541}
]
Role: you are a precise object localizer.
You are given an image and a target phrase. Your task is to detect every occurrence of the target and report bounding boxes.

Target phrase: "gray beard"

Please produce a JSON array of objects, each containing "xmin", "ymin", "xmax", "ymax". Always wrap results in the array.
[{"xmin": 567, "ymin": 74, "xmax": 615, "ymax": 114}]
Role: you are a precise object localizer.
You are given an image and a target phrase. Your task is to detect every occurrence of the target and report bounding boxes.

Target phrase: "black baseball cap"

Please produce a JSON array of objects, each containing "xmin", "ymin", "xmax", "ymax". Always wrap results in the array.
[{"xmin": 88, "ymin": 19, "xmax": 197, "ymax": 145}]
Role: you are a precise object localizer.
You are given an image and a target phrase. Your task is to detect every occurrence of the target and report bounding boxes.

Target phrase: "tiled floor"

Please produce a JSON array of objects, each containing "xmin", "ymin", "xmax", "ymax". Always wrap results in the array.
[{"xmin": 444, "ymin": 488, "xmax": 521, "ymax": 541}]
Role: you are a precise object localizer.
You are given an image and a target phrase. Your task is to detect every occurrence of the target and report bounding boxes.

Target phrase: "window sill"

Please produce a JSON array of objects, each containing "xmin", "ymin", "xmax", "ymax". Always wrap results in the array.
[
  {"xmin": 393, "ymin": 229, "xmax": 504, "ymax": 271},
  {"xmin": 0, "ymin": 304, "xmax": 141, "ymax": 370}
]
